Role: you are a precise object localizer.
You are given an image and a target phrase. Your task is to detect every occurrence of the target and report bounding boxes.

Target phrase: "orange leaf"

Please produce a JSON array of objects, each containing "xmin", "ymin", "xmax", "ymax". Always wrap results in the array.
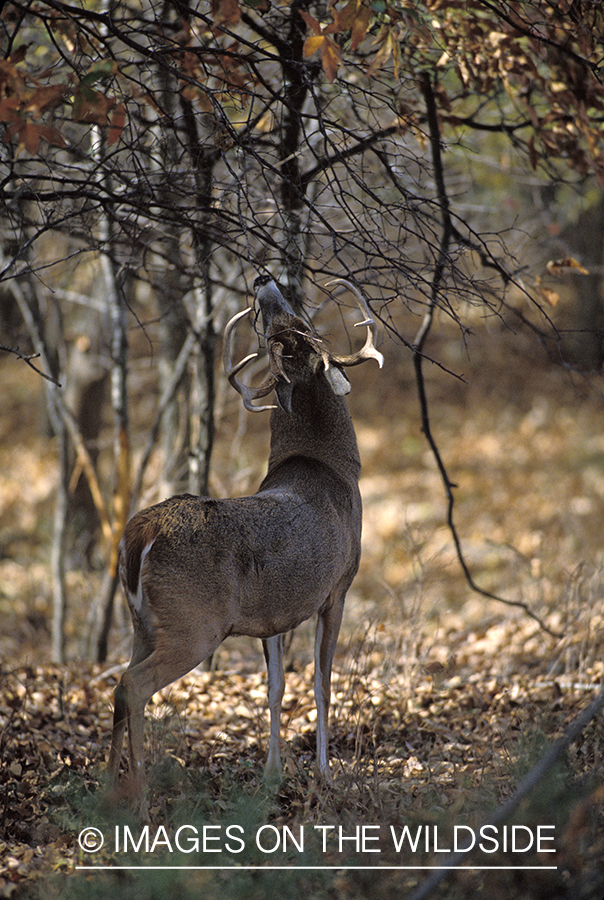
[
  {"xmin": 304, "ymin": 35, "xmax": 326, "ymax": 58},
  {"xmin": 321, "ymin": 38, "xmax": 342, "ymax": 83}
]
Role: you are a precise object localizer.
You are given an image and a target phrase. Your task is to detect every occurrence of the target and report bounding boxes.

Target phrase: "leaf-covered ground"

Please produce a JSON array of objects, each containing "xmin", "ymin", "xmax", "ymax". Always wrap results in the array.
[{"xmin": 1, "ymin": 319, "xmax": 604, "ymax": 899}]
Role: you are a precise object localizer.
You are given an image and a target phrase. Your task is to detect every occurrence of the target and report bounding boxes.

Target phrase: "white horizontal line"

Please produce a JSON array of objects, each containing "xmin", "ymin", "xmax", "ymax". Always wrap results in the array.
[{"xmin": 76, "ymin": 865, "xmax": 558, "ymax": 871}]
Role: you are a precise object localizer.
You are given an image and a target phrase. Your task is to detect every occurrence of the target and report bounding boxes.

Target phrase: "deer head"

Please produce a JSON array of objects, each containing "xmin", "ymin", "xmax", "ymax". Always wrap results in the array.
[{"xmin": 224, "ymin": 275, "xmax": 383, "ymax": 414}]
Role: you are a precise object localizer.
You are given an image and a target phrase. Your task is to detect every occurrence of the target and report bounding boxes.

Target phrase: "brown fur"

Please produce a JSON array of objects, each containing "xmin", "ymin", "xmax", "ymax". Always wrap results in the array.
[{"xmin": 106, "ymin": 277, "xmax": 382, "ymax": 819}]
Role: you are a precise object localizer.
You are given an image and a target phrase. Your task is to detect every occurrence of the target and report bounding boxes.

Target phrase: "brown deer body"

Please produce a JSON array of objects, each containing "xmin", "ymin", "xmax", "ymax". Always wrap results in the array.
[{"xmin": 107, "ymin": 275, "xmax": 382, "ymax": 815}]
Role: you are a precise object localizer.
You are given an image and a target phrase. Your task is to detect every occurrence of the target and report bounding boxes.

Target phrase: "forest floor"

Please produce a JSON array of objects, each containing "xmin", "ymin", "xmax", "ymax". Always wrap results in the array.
[{"xmin": 1, "ymin": 314, "xmax": 604, "ymax": 899}]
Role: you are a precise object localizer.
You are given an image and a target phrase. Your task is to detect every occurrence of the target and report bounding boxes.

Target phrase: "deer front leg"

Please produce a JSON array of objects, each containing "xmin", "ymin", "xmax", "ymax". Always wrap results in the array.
[
  {"xmin": 314, "ymin": 596, "xmax": 345, "ymax": 780},
  {"xmin": 107, "ymin": 681, "xmax": 128, "ymax": 788},
  {"xmin": 262, "ymin": 633, "xmax": 285, "ymax": 783}
]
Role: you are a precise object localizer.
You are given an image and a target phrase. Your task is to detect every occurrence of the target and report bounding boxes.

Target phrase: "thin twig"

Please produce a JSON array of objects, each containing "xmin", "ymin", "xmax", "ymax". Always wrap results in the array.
[
  {"xmin": 0, "ymin": 343, "xmax": 62, "ymax": 387},
  {"xmin": 415, "ymin": 73, "xmax": 560, "ymax": 640}
]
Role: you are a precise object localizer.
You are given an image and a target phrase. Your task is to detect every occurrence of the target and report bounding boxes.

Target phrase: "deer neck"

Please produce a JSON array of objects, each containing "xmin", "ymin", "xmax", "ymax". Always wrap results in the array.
[{"xmin": 264, "ymin": 376, "xmax": 361, "ymax": 490}]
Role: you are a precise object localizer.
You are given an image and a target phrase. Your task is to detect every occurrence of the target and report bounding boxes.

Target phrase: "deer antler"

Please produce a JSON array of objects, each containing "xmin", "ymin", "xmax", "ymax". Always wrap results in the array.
[
  {"xmin": 223, "ymin": 307, "xmax": 277, "ymax": 412},
  {"xmin": 326, "ymin": 279, "xmax": 384, "ymax": 368}
]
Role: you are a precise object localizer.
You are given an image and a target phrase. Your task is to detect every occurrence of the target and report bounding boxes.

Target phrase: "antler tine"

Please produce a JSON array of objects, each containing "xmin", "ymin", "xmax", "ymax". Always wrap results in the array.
[
  {"xmin": 223, "ymin": 307, "xmax": 277, "ymax": 412},
  {"xmin": 326, "ymin": 279, "xmax": 384, "ymax": 368}
]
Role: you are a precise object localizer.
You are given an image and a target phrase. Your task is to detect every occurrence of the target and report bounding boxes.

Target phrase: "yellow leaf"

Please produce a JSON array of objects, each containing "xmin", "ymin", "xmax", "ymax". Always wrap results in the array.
[
  {"xmin": 366, "ymin": 30, "xmax": 393, "ymax": 77},
  {"xmin": 255, "ymin": 110, "xmax": 275, "ymax": 132},
  {"xmin": 546, "ymin": 257, "xmax": 589, "ymax": 276},
  {"xmin": 536, "ymin": 286, "xmax": 560, "ymax": 307},
  {"xmin": 304, "ymin": 35, "xmax": 326, "ymax": 58}
]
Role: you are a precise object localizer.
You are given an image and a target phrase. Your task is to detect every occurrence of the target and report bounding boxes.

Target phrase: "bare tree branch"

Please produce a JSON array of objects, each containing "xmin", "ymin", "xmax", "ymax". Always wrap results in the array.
[
  {"xmin": 0, "ymin": 344, "xmax": 62, "ymax": 386},
  {"xmin": 415, "ymin": 73, "xmax": 561, "ymax": 640}
]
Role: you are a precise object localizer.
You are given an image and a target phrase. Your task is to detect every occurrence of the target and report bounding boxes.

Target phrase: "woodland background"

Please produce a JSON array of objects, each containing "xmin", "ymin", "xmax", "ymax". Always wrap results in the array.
[{"xmin": 2, "ymin": 1, "xmax": 604, "ymax": 898}]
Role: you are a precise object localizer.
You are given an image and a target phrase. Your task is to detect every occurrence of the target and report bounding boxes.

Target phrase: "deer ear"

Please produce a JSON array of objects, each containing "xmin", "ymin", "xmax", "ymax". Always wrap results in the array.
[
  {"xmin": 324, "ymin": 365, "xmax": 351, "ymax": 396},
  {"xmin": 275, "ymin": 381, "xmax": 295, "ymax": 413}
]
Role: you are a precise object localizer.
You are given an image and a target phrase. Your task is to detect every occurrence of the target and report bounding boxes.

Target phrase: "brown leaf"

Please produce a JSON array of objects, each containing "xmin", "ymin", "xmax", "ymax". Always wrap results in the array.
[
  {"xmin": 546, "ymin": 257, "xmax": 589, "ymax": 276},
  {"xmin": 0, "ymin": 97, "xmax": 21, "ymax": 123},
  {"xmin": 366, "ymin": 28, "xmax": 394, "ymax": 77},
  {"xmin": 38, "ymin": 124, "xmax": 67, "ymax": 148},
  {"xmin": 211, "ymin": 0, "xmax": 241, "ymax": 26},
  {"xmin": 25, "ymin": 84, "xmax": 67, "ymax": 116},
  {"xmin": 7, "ymin": 44, "xmax": 29, "ymax": 65},
  {"xmin": 107, "ymin": 102, "xmax": 125, "ymax": 146},
  {"xmin": 16, "ymin": 121, "xmax": 41, "ymax": 154},
  {"xmin": 350, "ymin": 4, "xmax": 373, "ymax": 52},
  {"xmin": 299, "ymin": 10, "xmax": 322, "ymax": 35},
  {"xmin": 527, "ymin": 135, "xmax": 540, "ymax": 170}
]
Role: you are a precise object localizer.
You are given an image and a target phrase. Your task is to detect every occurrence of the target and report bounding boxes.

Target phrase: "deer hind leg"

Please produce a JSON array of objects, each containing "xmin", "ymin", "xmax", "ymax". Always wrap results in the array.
[
  {"xmin": 314, "ymin": 595, "xmax": 345, "ymax": 780},
  {"xmin": 109, "ymin": 629, "xmax": 219, "ymax": 817},
  {"xmin": 107, "ymin": 624, "xmax": 155, "ymax": 790},
  {"xmin": 262, "ymin": 633, "xmax": 285, "ymax": 783}
]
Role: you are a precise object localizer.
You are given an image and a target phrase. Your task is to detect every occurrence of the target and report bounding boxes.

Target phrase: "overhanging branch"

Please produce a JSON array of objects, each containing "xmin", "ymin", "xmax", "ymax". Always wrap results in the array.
[{"xmin": 414, "ymin": 72, "xmax": 561, "ymax": 640}]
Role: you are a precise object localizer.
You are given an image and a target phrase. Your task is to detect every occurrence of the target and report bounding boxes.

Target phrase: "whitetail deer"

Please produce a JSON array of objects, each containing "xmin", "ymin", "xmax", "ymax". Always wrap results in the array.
[{"xmin": 107, "ymin": 275, "xmax": 383, "ymax": 816}]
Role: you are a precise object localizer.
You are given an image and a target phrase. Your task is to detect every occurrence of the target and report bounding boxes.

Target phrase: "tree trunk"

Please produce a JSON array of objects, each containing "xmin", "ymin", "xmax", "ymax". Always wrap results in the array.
[
  {"xmin": 277, "ymin": 0, "xmax": 313, "ymax": 313},
  {"xmin": 180, "ymin": 96, "xmax": 217, "ymax": 497},
  {"xmin": 558, "ymin": 192, "xmax": 604, "ymax": 369}
]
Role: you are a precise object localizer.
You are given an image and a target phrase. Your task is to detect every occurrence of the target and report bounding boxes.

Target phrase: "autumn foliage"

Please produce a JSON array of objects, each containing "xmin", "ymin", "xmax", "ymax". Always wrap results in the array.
[{"xmin": 2, "ymin": 1, "xmax": 604, "ymax": 180}]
